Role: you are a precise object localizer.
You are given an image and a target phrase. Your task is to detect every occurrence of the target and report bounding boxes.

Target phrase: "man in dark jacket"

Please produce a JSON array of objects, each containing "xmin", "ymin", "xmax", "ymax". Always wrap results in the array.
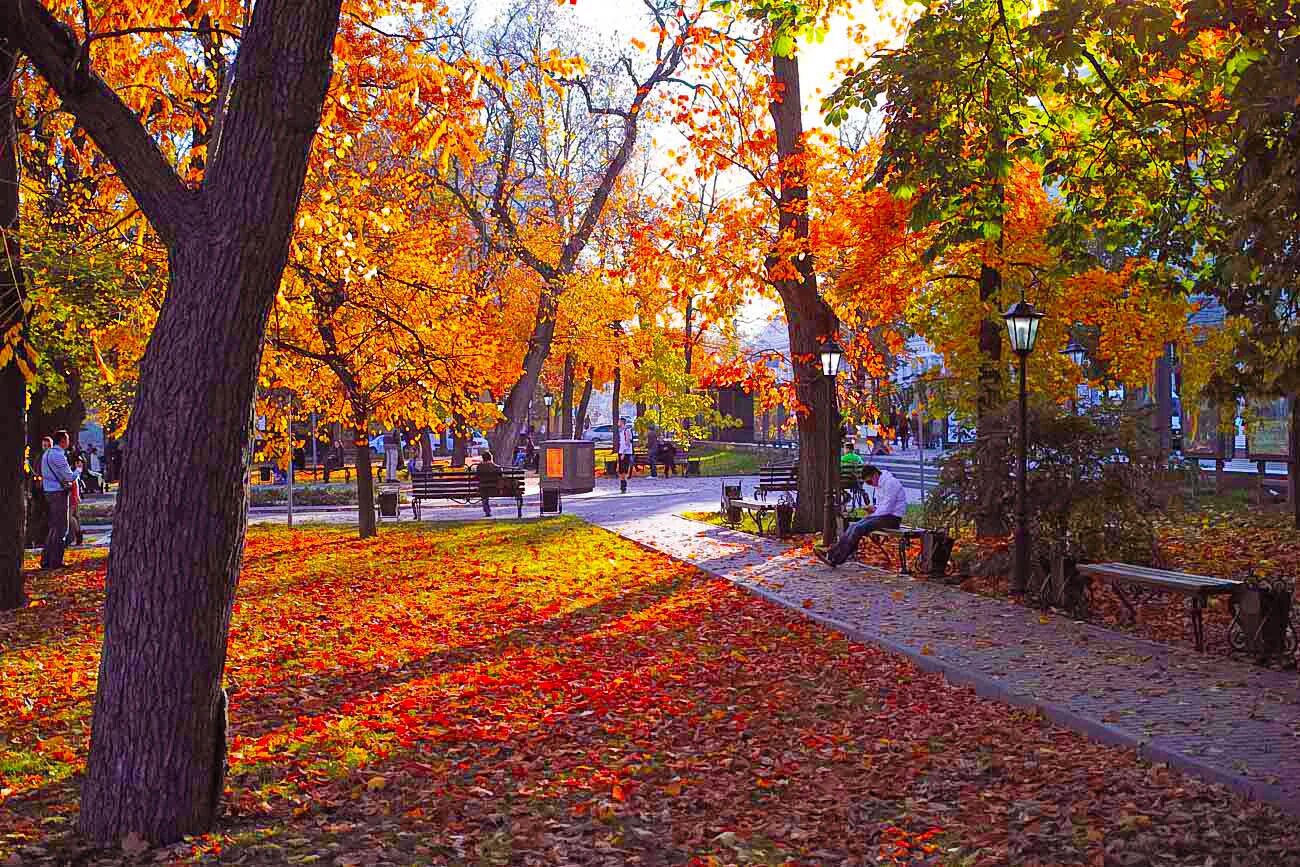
[
  {"xmin": 644, "ymin": 423, "xmax": 660, "ymax": 478},
  {"xmin": 474, "ymin": 450, "xmax": 503, "ymax": 517}
]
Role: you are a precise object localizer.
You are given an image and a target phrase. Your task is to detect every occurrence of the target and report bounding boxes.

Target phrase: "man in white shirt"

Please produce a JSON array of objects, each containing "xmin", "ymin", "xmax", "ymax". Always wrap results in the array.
[
  {"xmin": 817, "ymin": 464, "xmax": 907, "ymax": 568},
  {"xmin": 616, "ymin": 417, "xmax": 634, "ymax": 494},
  {"xmin": 39, "ymin": 429, "xmax": 81, "ymax": 569}
]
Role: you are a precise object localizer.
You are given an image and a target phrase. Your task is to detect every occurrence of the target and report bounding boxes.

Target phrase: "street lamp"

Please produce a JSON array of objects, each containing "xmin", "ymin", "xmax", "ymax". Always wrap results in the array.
[
  {"xmin": 1004, "ymin": 299, "xmax": 1043, "ymax": 595},
  {"xmin": 543, "ymin": 393, "xmax": 553, "ymax": 438},
  {"xmin": 1062, "ymin": 339, "xmax": 1087, "ymax": 368},
  {"xmin": 820, "ymin": 338, "xmax": 844, "ymax": 547},
  {"xmin": 1062, "ymin": 339, "xmax": 1087, "ymax": 414}
]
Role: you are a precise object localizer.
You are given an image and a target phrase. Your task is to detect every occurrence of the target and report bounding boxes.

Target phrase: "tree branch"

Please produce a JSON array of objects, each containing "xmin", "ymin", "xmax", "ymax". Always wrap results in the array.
[{"xmin": 0, "ymin": 0, "xmax": 192, "ymax": 244}]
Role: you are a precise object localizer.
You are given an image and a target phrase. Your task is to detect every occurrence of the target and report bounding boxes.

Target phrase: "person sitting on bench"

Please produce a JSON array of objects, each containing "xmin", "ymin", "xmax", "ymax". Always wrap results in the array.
[
  {"xmin": 816, "ymin": 464, "xmax": 907, "ymax": 567},
  {"xmin": 474, "ymin": 450, "xmax": 503, "ymax": 517}
]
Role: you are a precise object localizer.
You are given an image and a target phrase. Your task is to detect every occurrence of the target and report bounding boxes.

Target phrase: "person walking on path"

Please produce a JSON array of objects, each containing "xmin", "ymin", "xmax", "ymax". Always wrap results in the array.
[
  {"xmin": 644, "ymin": 423, "xmax": 660, "ymax": 478},
  {"xmin": 39, "ymin": 430, "xmax": 80, "ymax": 569},
  {"xmin": 816, "ymin": 463, "xmax": 907, "ymax": 567},
  {"xmin": 616, "ymin": 417, "xmax": 634, "ymax": 494}
]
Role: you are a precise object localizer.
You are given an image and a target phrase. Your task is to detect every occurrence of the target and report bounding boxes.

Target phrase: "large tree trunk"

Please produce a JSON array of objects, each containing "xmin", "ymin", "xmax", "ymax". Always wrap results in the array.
[
  {"xmin": 769, "ymin": 53, "xmax": 839, "ymax": 534},
  {"xmin": 71, "ymin": 0, "xmax": 345, "ymax": 845},
  {"xmin": 974, "ymin": 262, "xmax": 1006, "ymax": 537},
  {"xmin": 1290, "ymin": 393, "xmax": 1299, "ymax": 530},
  {"xmin": 611, "ymin": 364, "xmax": 622, "ymax": 430},
  {"xmin": 0, "ymin": 39, "xmax": 26, "ymax": 611},
  {"xmin": 574, "ymin": 365, "xmax": 594, "ymax": 438},
  {"xmin": 560, "ymin": 352, "xmax": 576, "ymax": 438},
  {"xmin": 493, "ymin": 286, "xmax": 558, "ymax": 460},
  {"xmin": 354, "ymin": 426, "xmax": 376, "ymax": 539}
]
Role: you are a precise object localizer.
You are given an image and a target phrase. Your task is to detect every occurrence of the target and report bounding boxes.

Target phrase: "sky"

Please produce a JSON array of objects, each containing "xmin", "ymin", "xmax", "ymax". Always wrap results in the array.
[
  {"xmin": 471, "ymin": 0, "xmax": 914, "ymax": 130},
  {"xmin": 467, "ymin": 0, "xmax": 917, "ymax": 341}
]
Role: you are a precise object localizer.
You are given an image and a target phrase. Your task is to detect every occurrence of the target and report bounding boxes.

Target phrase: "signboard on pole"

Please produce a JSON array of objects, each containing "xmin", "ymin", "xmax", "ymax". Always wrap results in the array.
[
  {"xmin": 1183, "ymin": 400, "xmax": 1230, "ymax": 459},
  {"xmin": 1246, "ymin": 397, "xmax": 1290, "ymax": 460}
]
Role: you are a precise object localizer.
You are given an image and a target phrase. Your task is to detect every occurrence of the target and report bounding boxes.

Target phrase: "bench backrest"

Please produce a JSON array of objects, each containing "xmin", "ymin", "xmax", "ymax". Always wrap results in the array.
[
  {"xmin": 412, "ymin": 469, "xmax": 524, "ymax": 499},
  {"xmin": 758, "ymin": 463, "xmax": 798, "ymax": 489}
]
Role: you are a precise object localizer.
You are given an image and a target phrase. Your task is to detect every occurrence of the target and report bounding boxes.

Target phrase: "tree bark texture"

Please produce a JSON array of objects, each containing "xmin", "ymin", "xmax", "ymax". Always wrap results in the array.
[
  {"xmin": 574, "ymin": 366, "xmax": 594, "ymax": 438},
  {"xmin": 560, "ymin": 352, "xmax": 576, "ymax": 438},
  {"xmin": 492, "ymin": 286, "xmax": 558, "ymax": 460},
  {"xmin": 41, "ymin": 0, "xmax": 347, "ymax": 845},
  {"xmin": 975, "ymin": 262, "xmax": 1007, "ymax": 537},
  {"xmin": 611, "ymin": 364, "xmax": 622, "ymax": 431},
  {"xmin": 1289, "ymin": 393, "xmax": 1299, "ymax": 530},
  {"xmin": 769, "ymin": 53, "xmax": 839, "ymax": 534},
  {"xmin": 0, "ymin": 38, "xmax": 26, "ymax": 611},
  {"xmin": 354, "ymin": 427, "xmax": 376, "ymax": 539}
]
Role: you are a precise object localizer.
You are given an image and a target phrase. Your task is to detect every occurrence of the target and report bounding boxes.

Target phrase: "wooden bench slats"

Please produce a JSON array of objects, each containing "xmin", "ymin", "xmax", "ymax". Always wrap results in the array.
[
  {"xmin": 410, "ymin": 469, "xmax": 525, "ymax": 519},
  {"xmin": 1077, "ymin": 562, "xmax": 1242, "ymax": 652},
  {"xmin": 1079, "ymin": 563, "xmax": 1239, "ymax": 591}
]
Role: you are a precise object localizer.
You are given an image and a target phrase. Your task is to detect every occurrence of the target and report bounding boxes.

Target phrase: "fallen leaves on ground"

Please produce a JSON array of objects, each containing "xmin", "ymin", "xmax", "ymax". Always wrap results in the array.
[{"xmin": 2, "ymin": 519, "xmax": 1298, "ymax": 865}]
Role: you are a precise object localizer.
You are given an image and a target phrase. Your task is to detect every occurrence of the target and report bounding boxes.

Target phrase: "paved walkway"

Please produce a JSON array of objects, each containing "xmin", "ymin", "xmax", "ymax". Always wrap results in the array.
[{"xmin": 585, "ymin": 505, "xmax": 1300, "ymax": 818}]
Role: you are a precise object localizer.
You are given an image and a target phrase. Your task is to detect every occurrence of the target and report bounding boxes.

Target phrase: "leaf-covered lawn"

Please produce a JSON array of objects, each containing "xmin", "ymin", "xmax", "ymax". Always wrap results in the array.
[{"xmin": 3, "ymin": 519, "xmax": 1297, "ymax": 865}]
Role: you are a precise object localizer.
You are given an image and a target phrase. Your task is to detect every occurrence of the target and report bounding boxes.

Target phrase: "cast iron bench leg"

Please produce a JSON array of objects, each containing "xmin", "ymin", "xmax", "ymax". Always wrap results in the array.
[
  {"xmin": 898, "ymin": 536, "xmax": 911, "ymax": 575},
  {"xmin": 1191, "ymin": 596, "xmax": 1207, "ymax": 652}
]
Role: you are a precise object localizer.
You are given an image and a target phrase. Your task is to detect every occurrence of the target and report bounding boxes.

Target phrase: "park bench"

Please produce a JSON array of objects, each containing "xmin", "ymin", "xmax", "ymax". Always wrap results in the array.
[
  {"xmin": 409, "ymin": 468, "xmax": 525, "ymax": 520},
  {"xmin": 1077, "ymin": 563, "xmax": 1241, "ymax": 652},
  {"xmin": 603, "ymin": 445, "xmax": 698, "ymax": 477},
  {"xmin": 755, "ymin": 463, "xmax": 798, "ymax": 500},
  {"xmin": 866, "ymin": 525, "xmax": 929, "ymax": 575}
]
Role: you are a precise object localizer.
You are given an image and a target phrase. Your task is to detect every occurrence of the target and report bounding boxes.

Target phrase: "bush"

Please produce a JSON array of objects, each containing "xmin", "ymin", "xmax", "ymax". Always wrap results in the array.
[{"xmin": 923, "ymin": 402, "xmax": 1167, "ymax": 570}]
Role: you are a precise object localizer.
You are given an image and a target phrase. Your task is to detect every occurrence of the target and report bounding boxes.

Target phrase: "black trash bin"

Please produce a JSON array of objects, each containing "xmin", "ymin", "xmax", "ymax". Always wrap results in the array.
[
  {"xmin": 259, "ymin": 465, "xmax": 271, "ymax": 483},
  {"xmin": 775, "ymin": 503, "xmax": 794, "ymax": 538},
  {"xmin": 378, "ymin": 487, "xmax": 399, "ymax": 519},
  {"xmin": 1231, "ymin": 578, "xmax": 1295, "ymax": 662}
]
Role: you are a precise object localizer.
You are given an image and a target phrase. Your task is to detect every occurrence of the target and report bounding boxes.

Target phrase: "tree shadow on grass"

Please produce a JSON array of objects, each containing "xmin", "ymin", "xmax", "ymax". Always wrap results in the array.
[{"xmin": 226, "ymin": 572, "xmax": 693, "ymax": 744}]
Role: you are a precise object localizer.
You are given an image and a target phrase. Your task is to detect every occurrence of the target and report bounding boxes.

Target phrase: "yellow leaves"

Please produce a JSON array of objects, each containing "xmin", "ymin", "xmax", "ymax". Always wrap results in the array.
[{"xmin": 365, "ymin": 775, "xmax": 387, "ymax": 792}]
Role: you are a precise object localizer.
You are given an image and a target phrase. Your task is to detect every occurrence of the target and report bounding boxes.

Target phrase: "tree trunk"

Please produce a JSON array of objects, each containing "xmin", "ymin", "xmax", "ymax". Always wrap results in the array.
[
  {"xmin": 419, "ymin": 428, "xmax": 434, "ymax": 469},
  {"xmin": 975, "ymin": 262, "xmax": 1007, "ymax": 537},
  {"xmin": 574, "ymin": 366, "xmax": 594, "ymax": 438},
  {"xmin": 354, "ymin": 426, "xmax": 376, "ymax": 539},
  {"xmin": 611, "ymin": 363, "xmax": 622, "ymax": 430},
  {"xmin": 451, "ymin": 414, "xmax": 468, "ymax": 467},
  {"xmin": 1290, "ymin": 393, "xmax": 1299, "ymax": 530},
  {"xmin": 683, "ymin": 294, "xmax": 695, "ymax": 375},
  {"xmin": 493, "ymin": 286, "xmax": 558, "ymax": 460},
  {"xmin": 75, "ymin": 0, "xmax": 344, "ymax": 845},
  {"xmin": 0, "ymin": 38, "xmax": 26, "ymax": 611},
  {"xmin": 560, "ymin": 352, "xmax": 576, "ymax": 438},
  {"xmin": 768, "ymin": 52, "xmax": 839, "ymax": 534}
]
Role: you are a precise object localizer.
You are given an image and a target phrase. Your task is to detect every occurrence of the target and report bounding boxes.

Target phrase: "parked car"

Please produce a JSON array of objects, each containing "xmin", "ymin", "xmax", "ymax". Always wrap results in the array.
[{"xmin": 583, "ymin": 424, "xmax": 636, "ymax": 444}]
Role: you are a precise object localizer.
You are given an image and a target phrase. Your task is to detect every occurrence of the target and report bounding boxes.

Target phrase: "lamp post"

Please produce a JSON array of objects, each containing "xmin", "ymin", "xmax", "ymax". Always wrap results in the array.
[
  {"xmin": 820, "ymin": 338, "xmax": 844, "ymax": 547},
  {"xmin": 1003, "ymin": 299, "xmax": 1043, "ymax": 594},
  {"xmin": 1062, "ymin": 339, "xmax": 1087, "ymax": 414},
  {"xmin": 543, "ymin": 393, "xmax": 553, "ymax": 438}
]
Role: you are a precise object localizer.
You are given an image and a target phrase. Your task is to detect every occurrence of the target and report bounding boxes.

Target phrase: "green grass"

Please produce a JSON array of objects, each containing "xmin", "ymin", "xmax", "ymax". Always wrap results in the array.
[{"xmin": 594, "ymin": 444, "xmax": 767, "ymax": 477}]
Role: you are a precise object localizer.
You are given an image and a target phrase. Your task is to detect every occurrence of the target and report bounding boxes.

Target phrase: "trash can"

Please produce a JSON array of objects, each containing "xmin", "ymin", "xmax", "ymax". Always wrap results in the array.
[
  {"xmin": 775, "ymin": 503, "xmax": 794, "ymax": 538},
  {"xmin": 540, "ymin": 440, "xmax": 597, "ymax": 494},
  {"xmin": 1231, "ymin": 578, "xmax": 1295, "ymax": 661},
  {"xmin": 259, "ymin": 465, "xmax": 271, "ymax": 483},
  {"xmin": 722, "ymin": 484, "xmax": 742, "ymax": 525},
  {"xmin": 378, "ymin": 485, "xmax": 400, "ymax": 519},
  {"xmin": 686, "ymin": 458, "xmax": 701, "ymax": 477},
  {"xmin": 541, "ymin": 488, "xmax": 562, "ymax": 515}
]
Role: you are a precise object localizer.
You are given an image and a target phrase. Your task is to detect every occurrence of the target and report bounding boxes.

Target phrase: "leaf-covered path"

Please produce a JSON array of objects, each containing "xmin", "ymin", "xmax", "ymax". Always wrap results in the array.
[{"xmin": 591, "ymin": 505, "xmax": 1300, "ymax": 820}]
